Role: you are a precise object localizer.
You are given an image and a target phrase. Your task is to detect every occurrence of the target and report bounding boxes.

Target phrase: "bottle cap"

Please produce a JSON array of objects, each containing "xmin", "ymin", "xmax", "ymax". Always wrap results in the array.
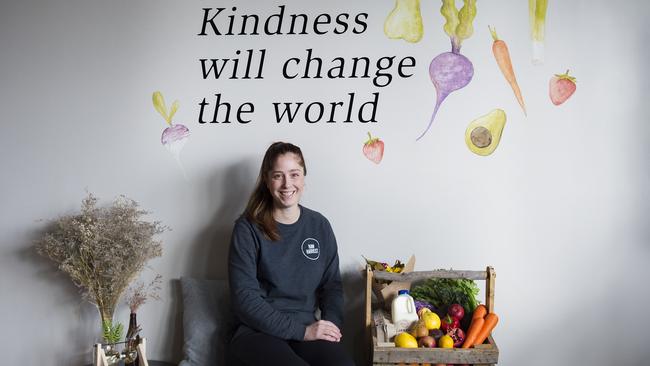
[{"xmin": 398, "ymin": 289, "xmax": 409, "ymax": 295}]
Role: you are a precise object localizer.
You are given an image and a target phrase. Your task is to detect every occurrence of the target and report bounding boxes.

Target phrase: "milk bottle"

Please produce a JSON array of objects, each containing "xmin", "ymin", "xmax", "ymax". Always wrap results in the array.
[{"xmin": 391, "ymin": 289, "xmax": 419, "ymax": 333}]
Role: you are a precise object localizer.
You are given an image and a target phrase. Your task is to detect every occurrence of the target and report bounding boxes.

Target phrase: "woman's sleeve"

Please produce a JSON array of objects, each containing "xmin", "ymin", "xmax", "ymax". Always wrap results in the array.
[
  {"xmin": 228, "ymin": 219, "xmax": 307, "ymax": 340},
  {"xmin": 317, "ymin": 219, "xmax": 344, "ymax": 328}
]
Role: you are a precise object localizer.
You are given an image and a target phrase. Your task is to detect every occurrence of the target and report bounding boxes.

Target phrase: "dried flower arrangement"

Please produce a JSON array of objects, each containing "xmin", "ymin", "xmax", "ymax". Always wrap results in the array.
[
  {"xmin": 125, "ymin": 274, "xmax": 163, "ymax": 313},
  {"xmin": 34, "ymin": 193, "xmax": 168, "ymax": 336}
]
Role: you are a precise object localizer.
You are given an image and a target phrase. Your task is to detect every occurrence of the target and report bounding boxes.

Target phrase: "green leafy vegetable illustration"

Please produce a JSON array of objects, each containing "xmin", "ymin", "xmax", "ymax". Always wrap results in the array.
[{"xmin": 529, "ymin": 0, "xmax": 548, "ymax": 64}]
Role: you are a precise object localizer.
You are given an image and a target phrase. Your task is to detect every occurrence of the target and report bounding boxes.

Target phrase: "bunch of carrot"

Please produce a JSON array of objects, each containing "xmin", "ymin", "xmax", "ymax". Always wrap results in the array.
[{"xmin": 461, "ymin": 304, "xmax": 499, "ymax": 348}]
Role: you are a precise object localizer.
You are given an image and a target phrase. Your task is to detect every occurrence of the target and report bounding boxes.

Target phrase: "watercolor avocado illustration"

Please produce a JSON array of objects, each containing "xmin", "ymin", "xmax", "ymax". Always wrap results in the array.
[{"xmin": 465, "ymin": 109, "xmax": 506, "ymax": 156}]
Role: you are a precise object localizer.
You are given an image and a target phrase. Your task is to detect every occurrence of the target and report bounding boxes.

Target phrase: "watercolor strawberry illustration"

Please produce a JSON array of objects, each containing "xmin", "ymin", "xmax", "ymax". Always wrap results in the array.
[
  {"xmin": 549, "ymin": 70, "xmax": 577, "ymax": 105},
  {"xmin": 363, "ymin": 132, "xmax": 384, "ymax": 164}
]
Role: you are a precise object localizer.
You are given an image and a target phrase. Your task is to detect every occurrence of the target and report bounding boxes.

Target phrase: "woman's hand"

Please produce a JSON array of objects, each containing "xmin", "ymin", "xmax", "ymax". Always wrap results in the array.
[{"xmin": 303, "ymin": 320, "xmax": 342, "ymax": 342}]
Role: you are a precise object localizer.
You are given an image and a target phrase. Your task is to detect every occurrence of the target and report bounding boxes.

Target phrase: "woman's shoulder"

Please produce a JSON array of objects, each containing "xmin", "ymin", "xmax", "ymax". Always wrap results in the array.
[
  {"xmin": 232, "ymin": 215, "xmax": 264, "ymax": 246},
  {"xmin": 233, "ymin": 214, "xmax": 256, "ymax": 231},
  {"xmin": 234, "ymin": 213, "xmax": 248, "ymax": 224},
  {"xmin": 299, "ymin": 205, "xmax": 333, "ymax": 229},
  {"xmin": 300, "ymin": 205, "xmax": 328, "ymax": 222}
]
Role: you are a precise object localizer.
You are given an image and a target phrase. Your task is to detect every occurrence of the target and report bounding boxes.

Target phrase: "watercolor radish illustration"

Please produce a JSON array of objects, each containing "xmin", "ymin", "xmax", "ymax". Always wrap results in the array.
[
  {"xmin": 363, "ymin": 132, "xmax": 385, "ymax": 164},
  {"xmin": 489, "ymin": 26, "xmax": 526, "ymax": 116},
  {"xmin": 152, "ymin": 91, "xmax": 190, "ymax": 177},
  {"xmin": 416, "ymin": 0, "xmax": 477, "ymax": 141},
  {"xmin": 549, "ymin": 70, "xmax": 577, "ymax": 105}
]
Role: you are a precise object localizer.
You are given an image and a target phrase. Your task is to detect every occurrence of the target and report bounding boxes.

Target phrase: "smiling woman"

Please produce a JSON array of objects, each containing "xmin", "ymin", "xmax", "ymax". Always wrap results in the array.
[
  {"xmin": 227, "ymin": 142, "xmax": 355, "ymax": 366},
  {"xmin": 266, "ymin": 154, "xmax": 305, "ymax": 217},
  {"xmin": 244, "ymin": 142, "xmax": 308, "ymax": 239}
]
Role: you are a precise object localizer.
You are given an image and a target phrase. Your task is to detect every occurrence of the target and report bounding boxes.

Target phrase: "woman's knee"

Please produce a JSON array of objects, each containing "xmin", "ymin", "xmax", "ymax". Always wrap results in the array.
[
  {"xmin": 229, "ymin": 331, "xmax": 309, "ymax": 366},
  {"xmin": 289, "ymin": 340, "xmax": 355, "ymax": 366}
]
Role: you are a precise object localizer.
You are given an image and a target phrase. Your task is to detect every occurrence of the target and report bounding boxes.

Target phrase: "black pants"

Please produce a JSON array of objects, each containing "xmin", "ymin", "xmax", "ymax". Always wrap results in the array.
[{"xmin": 228, "ymin": 328, "xmax": 355, "ymax": 366}]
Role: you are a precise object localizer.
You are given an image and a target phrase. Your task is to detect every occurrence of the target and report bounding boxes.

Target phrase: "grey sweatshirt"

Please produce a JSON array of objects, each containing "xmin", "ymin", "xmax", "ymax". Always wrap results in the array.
[{"xmin": 228, "ymin": 206, "xmax": 344, "ymax": 341}]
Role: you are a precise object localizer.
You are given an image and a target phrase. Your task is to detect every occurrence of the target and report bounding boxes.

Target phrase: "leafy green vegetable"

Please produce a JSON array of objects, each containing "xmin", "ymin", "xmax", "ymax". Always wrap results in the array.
[{"xmin": 410, "ymin": 278, "xmax": 481, "ymax": 315}]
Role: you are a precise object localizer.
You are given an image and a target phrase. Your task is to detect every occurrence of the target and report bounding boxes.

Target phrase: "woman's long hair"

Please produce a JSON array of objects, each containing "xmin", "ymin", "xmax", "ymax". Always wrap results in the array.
[{"xmin": 244, "ymin": 142, "xmax": 307, "ymax": 241}]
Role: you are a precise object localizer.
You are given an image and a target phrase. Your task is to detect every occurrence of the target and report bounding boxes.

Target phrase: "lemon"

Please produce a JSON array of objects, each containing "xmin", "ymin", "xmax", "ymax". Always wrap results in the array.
[
  {"xmin": 439, "ymin": 335, "xmax": 454, "ymax": 348},
  {"xmin": 422, "ymin": 312, "xmax": 441, "ymax": 330},
  {"xmin": 394, "ymin": 332, "xmax": 418, "ymax": 348},
  {"xmin": 417, "ymin": 307, "xmax": 432, "ymax": 317}
]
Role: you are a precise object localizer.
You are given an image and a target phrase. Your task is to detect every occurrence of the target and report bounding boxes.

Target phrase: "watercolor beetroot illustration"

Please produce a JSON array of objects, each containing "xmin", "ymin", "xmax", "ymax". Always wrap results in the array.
[
  {"xmin": 417, "ymin": 0, "xmax": 477, "ymax": 141},
  {"xmin": 152, "ymin": 91, "xmax": 190, "ymax": 178}
]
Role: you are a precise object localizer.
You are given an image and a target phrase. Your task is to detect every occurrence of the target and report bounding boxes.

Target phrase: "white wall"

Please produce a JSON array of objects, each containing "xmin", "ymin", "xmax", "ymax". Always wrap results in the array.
[{"xmin": 1, "ymin": 0, "xmax": 649, "ymax": 365}]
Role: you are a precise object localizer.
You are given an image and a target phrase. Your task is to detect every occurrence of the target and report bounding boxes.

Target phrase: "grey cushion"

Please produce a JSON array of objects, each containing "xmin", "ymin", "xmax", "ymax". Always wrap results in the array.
[{"xmin": 179, "ymin": 277, "xmax": 231, "ymax": 366}]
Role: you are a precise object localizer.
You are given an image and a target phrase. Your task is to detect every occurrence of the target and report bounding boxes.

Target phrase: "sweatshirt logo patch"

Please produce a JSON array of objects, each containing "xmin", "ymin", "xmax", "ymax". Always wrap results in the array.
[{"xmin": 301, "ymin": 238, "xmax": 320, "ymax": 260}]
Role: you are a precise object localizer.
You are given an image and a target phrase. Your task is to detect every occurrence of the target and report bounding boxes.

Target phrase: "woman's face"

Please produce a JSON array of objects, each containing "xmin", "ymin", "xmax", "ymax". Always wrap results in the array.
[{"xmin": 266, "ymin": 153, "xmax": 305, "ymax": 210}]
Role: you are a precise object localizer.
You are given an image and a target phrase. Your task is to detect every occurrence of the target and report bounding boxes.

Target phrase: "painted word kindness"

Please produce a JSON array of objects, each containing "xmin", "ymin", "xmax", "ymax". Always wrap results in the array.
[{"xmin": 196, "ymin": 5, "xmax": 417, "ymax": 125}]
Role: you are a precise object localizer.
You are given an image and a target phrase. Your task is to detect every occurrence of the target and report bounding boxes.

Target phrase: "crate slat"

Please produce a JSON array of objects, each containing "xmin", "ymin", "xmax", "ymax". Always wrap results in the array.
[
  {"xmin": 486, "ymin": 266, "xmax": 496, "ymax": 313},
  {"xmin": 372, "ymin": 269, "xmax": 488, "ymax": 282},
  {"xmin": 373, "ymin": 345, "xmax": 499, "ymax": 364}
]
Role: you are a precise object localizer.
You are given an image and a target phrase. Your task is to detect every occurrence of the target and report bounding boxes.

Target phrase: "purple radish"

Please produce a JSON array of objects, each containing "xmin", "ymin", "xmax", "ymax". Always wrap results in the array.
[
  {"xmin": 417, "ymin": 0, "xmax": 477, "ymax": 141},
  {"xmin": 153, "ymin": 91, "xmax": 190, "ymax": 157},
  {"xmin": 416, "ymin": 52, "xmax": 474, "ymax": 141}
]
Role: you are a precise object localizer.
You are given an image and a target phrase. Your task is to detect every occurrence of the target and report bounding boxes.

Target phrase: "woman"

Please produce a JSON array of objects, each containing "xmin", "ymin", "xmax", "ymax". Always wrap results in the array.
[{"xmin": 227, "ymin": 142, "xmax": 355, "ymax": 366}]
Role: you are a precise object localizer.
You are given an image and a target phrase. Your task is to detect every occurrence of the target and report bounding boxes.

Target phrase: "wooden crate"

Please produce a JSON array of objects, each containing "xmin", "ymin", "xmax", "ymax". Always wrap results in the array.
[{"xmin": 364, "ymin": 266, "xmax": 499, "ymax": 366}]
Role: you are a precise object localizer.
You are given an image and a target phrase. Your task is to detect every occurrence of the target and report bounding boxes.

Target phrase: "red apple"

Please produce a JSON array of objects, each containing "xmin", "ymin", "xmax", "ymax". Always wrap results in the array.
[{"xmin": 447, "ymin": 304, "xmax": 465, "ymax": 320}]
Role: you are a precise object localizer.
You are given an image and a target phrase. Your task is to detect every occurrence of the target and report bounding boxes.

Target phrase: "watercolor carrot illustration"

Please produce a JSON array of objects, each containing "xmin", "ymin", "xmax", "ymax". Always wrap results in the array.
[
  {"xmin": 416, "ymin": 0, "xmax": 477, "ymax": 141},
  {"xmin": 489, "ymin": 26, "xmax": 526, "ymax": 116}
]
